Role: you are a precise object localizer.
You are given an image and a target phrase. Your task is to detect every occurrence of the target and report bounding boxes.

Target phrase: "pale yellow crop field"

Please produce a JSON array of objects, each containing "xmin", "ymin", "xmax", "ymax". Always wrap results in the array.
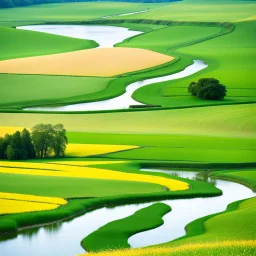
[
  {"xmin": 0, "ymin": 192, "xmax": 66, "ymax": 215},
  {"xmin": 66, "ymin": 144, "xmax": 138, "ymax": 157},
  {"xmin": 0, "ymin": 47, "xmax": 174, "ymax": 77},
  {"xmin": 0, "ymin": 162, "xmax": 188, "ymax": 191},
  {"xmin": 0, "ymin": 126, "xmax": 27, "ymax": 137},
  {"xmin": 82, "ymin": 240, "xmax": 256, "ymax": 256}
]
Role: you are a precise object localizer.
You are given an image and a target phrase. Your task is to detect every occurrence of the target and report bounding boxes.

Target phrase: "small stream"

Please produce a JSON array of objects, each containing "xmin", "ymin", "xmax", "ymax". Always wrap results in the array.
[
  {"xmin": 17, "ymin": 25, "xmax": 208, "ymax": 112},
  {"xmin": 0, "ymin": 169, "xmax": 254, "ymax": 256}
]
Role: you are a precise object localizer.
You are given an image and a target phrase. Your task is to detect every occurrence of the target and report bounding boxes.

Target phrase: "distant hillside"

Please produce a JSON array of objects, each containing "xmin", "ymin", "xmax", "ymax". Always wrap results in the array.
[{"xmin": 0, "ymin": 0, "xmax": 180, "ymax": 9}]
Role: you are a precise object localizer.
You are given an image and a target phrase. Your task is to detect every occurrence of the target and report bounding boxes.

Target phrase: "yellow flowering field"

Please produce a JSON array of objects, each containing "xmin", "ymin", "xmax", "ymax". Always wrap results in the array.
[
  {"xmin": 81, "ymin": 240, "xmax": 256, "ymax": 256},
  {"xmin": 0, "ymin": 192, "xmax": 67, "ymax": 205},
  {"xmin": 0, "ymin": 199, "xmax": 63, "ymax": 215},
  {"xmin": 0, "ymin": 126, "xmax": 27, "ymax": 137},
  {"xmin": 0, "ymin": 162, "xmax": 188, "ymax": 191},
  {"xmin": 50, "ymin": 160, "xmax": 128, "ymax": 166},
  {"xmin": 65, "ymin": 144, "xmax": 139, "ymax": 157},
  {"xmin": 0, "ymin": 192, "xmax": 66, "ymax": 215}
]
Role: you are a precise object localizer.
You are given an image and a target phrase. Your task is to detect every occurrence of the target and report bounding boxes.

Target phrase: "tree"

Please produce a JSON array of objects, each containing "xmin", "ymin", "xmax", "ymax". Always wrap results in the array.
[
  {"xmin": 32, "ymin": 124, "xmax": 55, "ymax": 158},
  {"xmin": 31, "ymin": 123, "xmax": 67, "ymax": 158},
  {"xmin": 188, "ymin": 78, "xmax": 227, "ymax": 100},
  {"xmin": 5, "ymin": 145, "xmax": 15, "ymax": 160},
  {"xmin": 21, "ymin": 129, "xmax": 36, "ymax": 159},
  {"xmin": 52, "ymin": 124, "xmax": 68, "ymax": 157}
]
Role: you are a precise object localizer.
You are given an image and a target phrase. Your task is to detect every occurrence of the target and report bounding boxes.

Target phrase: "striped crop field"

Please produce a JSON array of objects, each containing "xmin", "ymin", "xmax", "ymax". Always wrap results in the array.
[
  {"xmin": 0, "ymin": 161, "xmax": 188, "ymax": 191},
  {"xmin": 0, "ymin": 192, "xmax": 66, "ymax": 215},
  {"xmin": 65, "ymin": 144, "xmax": 139, "ymax": 157}
]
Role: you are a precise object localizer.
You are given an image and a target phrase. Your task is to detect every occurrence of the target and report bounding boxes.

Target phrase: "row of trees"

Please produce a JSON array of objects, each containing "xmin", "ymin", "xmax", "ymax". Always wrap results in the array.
[
  {"xmin": 188, "ymin": 78, "xmax": 227, "ymax": 100},
  {"xmin": 0, "ymin": 124, "xmax": 68, "ymax": 160}
]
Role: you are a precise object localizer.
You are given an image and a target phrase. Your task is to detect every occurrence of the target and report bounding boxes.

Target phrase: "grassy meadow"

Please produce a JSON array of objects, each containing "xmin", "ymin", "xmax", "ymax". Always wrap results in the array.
[
  {"xmin": 0, "ymin": 26, "xmax": 98, "ymax": 61},
  {"xmin": 0, "ymin": 0, "xmax": 255, "ymax": 256},
  {"xmin": 82, "ymin": 203, "xmax": 171, "ymax": 251}
]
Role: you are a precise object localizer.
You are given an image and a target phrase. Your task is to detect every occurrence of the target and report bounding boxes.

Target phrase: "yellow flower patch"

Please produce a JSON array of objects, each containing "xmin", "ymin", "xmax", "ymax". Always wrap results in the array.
[
  {"xmin": 0, "ymin": 162, "xmax": 188, "ymax": 191},
  {"xmin": 65, "ymin": 144, "xmax": 139, "ymax": 157},
  {"xmin": 81, "ymin": 240, "xmax": 256, "ymax": 256},
  {"xmin": 0, "ymin": 192, "xmax": 67, "ymax": 205},
  {"xmin": 50, "ymin": 160, "xmax": 128, "ymax": 166},
  {"xmin": 0, "ymin": 199, "xmax": 62, "ymax": 215},
  {"xmin": 0, "ymin": 192, "xmax": 67, "ymax": 215},
  {"xmin": 0, "ymin": 126, "xmax": 27, "ymax": 137}
]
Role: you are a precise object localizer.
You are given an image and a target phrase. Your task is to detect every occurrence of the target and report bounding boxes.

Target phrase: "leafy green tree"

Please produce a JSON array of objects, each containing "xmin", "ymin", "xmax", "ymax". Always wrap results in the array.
[
  {"xmin": 21, "ymin": 128, "xmax": 36, "ymax": 158},
  {"xmin": 52, "ymin": 124, "xmax": 68, "ymax": 158},
  {"xmin": 32, "ymin": 124, "xmax": 55, "ymax": 158},
  {"xmin": 188, "ymin": 78, "xmax": 226, "ymax": 100},
  {"xmin": 0, "ymin": 138, "xmax": 4, "ymax": 159},
  {"xmin": 5, "ymin": 145, "xmax": 15, "ymax": 160}
]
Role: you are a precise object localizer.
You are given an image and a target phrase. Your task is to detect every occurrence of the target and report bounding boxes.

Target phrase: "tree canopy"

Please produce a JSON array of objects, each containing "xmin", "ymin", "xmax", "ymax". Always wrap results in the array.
[
  {"xmin": 188, "ymin": 78, "xmax": 227, "ymax": 100},
  {"xmin": 0, "ymin": 124, "xmax": 68, "ymax": 160},
  {"xmin": 32, "ymin": 123, "xmax": 68, "ymax": 158}
]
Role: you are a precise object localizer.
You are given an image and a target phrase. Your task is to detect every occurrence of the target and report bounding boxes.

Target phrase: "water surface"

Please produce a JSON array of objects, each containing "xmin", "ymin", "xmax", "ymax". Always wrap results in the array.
[
  {"xmin": 0, "ymin": 169, "xmax": 254, "ymax": 255},
  {"xmin": 18, "ymin": 25, "xmax": 208, "ymax": 112}
]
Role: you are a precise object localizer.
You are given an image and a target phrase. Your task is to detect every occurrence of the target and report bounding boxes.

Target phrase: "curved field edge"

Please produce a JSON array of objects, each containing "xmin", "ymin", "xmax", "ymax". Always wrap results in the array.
[
  {"xmin": 0, "ymin": 20, "xmax": 240, "ymax": 112},
  {"xmin": 0, "ymin": 26, "xmax": 98, "ymax": 61},
  {"xmin": 0, "ymin": 163, "xmax": 221, "ymax": 236},
  {"xmin": 81, "ymin": 203, "xmax": 171, "ymax": 252},
  {"xmin": 79, "ymin": 179, "xmax": 256, "ymax": 256},
  {"xmin": 210, "ymin": 169, "xmax": 256, "ymax": 192}
]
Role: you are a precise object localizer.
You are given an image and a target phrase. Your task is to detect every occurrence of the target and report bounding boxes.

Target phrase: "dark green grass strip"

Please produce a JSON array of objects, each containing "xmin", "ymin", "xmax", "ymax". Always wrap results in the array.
[{"xmin": 81, "ymin": 202, "xmax": 171, "ymax": 252}]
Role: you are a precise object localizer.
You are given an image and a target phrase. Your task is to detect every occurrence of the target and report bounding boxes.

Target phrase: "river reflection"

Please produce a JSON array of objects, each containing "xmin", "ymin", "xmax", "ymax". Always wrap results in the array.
[{"xmin": 0, "ymin": 169, "xmax": 254, "ymax": 255}]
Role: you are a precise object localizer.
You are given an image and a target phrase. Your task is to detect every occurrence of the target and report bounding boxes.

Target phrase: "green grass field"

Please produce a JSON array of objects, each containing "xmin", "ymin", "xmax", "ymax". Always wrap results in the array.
[
  {"xmin": 0, "ymin": 172, "xmax": 164, "ymax": 198},
  {"xmin": 0, "ymin": 74, "xmax": 112, "ymax": 109},
  {"xmin": 0, "ymin": 2, "xmax": 163, "ymax": 27},
  {"xmin": 81, "ymin": 202, "xmax": 171, "ymax": 252},
  {"xmin": 0, "ymin": 1, "xmax": 255, "ymax": 255},
  {"xmin": 0, "ymin": 104, "xmax": 255, "ymax": 136},
  {"xmin": 118, "ymin": 1, "xmax": 256, "ymax": 22},
  {"xmin": 211, "ymin": 169, "xmax": 256, "ymax": 191},
  {"xmin": 0, "ymin": 26, "xmax": 98, "ymax": 61}
]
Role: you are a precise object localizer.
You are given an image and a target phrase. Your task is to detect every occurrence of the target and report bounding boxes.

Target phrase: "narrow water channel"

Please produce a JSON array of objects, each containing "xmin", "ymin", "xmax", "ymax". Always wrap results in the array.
[
  {"xmin": 17, "ymin": 25, "xmax": 208, "ymax": 112},
  {"xmin": 0, "ymin": 169, "xmax": 254, "ymax": 256}
]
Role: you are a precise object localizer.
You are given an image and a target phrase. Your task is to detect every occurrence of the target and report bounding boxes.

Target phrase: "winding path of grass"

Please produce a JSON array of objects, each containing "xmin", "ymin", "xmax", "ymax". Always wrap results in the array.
[{"xmin": 81, "ymin": 203, "xmax": 171, "ymax": 252}]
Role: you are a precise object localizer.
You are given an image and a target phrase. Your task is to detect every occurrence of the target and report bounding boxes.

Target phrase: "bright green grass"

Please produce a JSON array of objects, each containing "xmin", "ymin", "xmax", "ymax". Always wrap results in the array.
[
  {"xmin": 161, "ymin": 21, "xmax": 256, "ymax": 104},
  {"xmin": 0, "ymin": 172, "xmax": 164, "ymax": 198},
  {"xmin": 0, "ymin": 26, "xmax": 97, "ymax": 61},
  {"xmin": 0, "ymin": 2, "xmax": 163, "ymax": 27},
  {"xmin": 116, "ymin": 25, "xmax": 222, "ymax": 54},
  {"xmin": 118, "ymin": 21, "xmax": 256, "ymax": 108},
  {"xmin": 211, "ymin": 169, "xmax": 256, "ymax": 191},
  {"xmin": 120, "ymin": 1, "xmax": 256, "ymax": 22},
  {"xmin": 0, "ymin": 74, "xmax": 112, "ymax": 109},
  {"xmin": 81, "ymin": 203, "xmax": 171, "ymax": 252},
  {"xmin": 0, "ymin": 104, "xmax": 254, "ymax": 137},
  {"xmin": 104, "ymin": 147, "xmax": 256, "ymax": 163},
  {"xmin": 168, "ymin": 197, "xmax": 256, "ymax": 247},
  {"xmin": 67, "ymin": 132, "xmax": 256, "ymax": 150}
]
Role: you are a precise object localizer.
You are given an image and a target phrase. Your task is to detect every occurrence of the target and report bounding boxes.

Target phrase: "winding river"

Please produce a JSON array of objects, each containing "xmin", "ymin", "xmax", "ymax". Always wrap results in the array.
[
  {"xmin": 17, "ymin": 25, "xmax": 208, "ymax": 111},
  {"xmin": 2, "ymin": 25, "xmax": 253, "ymax": 256},
  {"xmin": 0, "ymin": 169, "xmax": 254, "ymax": 256}
]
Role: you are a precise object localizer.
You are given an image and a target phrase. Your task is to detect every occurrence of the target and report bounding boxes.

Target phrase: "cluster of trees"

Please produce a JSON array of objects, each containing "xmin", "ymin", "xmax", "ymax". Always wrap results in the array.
[
  {"xmin": 188, "ymin": 78, "xmax": 227, "ymax": 100},
  {"xmin": 0, "ymin": 0, "xmax": 179, "ymax": 8},
  {"xmin": 0, "ymin": 124, "xmax": 68, "ymax": 160}
]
